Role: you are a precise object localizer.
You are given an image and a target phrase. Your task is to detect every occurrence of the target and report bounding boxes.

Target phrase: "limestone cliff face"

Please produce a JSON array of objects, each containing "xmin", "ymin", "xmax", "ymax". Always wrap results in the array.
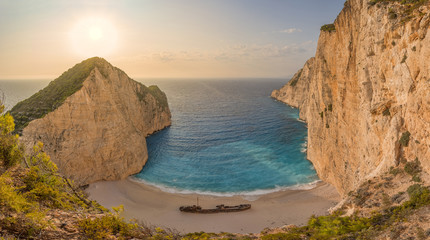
[
  {"xmin": 272, "ymin": 0, "xmax": 430, "ymax": 196},
  {"xmin": 17, "ymin": 58, "xmax": 171, "ymax": 185}
]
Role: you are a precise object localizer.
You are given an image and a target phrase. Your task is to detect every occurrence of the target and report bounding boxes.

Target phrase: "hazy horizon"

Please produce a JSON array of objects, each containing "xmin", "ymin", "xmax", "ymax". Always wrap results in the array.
[{"xmin": 0, "ymin": 0, "xmax": 344, "ymax": 79}]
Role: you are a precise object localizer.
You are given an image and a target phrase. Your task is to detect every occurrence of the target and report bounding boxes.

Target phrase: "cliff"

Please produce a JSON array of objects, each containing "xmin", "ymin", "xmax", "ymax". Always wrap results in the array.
[
  {"xmin": 272, "ymin": 0, "xmax": 430, "ymax": 196},
  {"xmin": 10, "ymin": 57, "xmax": 171, "ymax": 185}
]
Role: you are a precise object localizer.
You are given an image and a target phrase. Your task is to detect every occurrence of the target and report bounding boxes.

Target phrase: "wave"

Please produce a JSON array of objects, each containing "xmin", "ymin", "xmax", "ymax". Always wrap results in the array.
[
  {"xmin": 300, "ymin": 136, "xmax": 308, "ymax": 153},
  {"xmin": 296, "ymin": 118, "xmax": 306, "ymax": 124},
  {"xmin": 129, "ymin": 176, "xmax": 321, "ymax": 200}
]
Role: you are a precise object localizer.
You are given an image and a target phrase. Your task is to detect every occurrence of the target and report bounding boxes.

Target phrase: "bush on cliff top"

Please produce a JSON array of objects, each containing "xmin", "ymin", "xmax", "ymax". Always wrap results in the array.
[
  {"xmin": 9, "ymin": 57, "xmax": 169, "ymax": 134},
  {"xmin": 10, "ymin": 57, "xmax": 110, "ymax": 134},
  {"xmin": 135, "ymin": 83, "xmax": 169, "ymax": 111},
  {"xmin": 320, "ymin": 24, "xmax": 336, "ymax": 32}
]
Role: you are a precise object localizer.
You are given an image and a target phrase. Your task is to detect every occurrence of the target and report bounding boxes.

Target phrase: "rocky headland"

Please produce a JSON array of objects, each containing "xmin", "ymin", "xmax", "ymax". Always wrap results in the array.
[
  {"xmin": 10, "ymin": 57, "xmax": 171, "ymax": 186},
  {"xmin": 273, "ymin": 0, "xmax": 430, "ymax": 196}
]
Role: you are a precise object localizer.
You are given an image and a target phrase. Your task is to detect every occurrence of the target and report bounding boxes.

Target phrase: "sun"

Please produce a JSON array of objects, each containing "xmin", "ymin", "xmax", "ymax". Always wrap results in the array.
[{"xmin": 69, "ymin": 17, "xmax": 118, "ymax": 58}]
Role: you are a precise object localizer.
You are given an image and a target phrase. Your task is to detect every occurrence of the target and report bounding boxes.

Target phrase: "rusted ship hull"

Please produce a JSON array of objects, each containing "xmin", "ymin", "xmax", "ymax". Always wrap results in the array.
[{"xmin": 179, "ymin": 204, "xmax": 251, "ymax": 213}]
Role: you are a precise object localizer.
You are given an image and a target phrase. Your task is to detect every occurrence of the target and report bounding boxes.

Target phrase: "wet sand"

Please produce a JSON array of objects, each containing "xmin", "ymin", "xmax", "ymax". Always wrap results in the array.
[{"xmin": 86, "ymin": 178, "xmax": 340, "ymax": 234}]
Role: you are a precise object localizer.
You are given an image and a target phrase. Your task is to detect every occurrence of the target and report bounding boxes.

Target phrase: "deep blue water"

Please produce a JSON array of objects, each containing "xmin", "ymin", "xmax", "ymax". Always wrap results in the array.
[
  {"xmin": 0, "ymin": 78, "xmax": 318, "ymax": 196},
  {"xmin": 134, "ymin": 79, "xmax": 318, "ymax": 195}
]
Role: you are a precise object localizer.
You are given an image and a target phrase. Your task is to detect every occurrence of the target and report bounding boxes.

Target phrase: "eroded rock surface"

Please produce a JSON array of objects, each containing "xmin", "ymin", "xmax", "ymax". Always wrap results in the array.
[
  {"xmin": 272, "ymin": 0, "xmax": 430, "ymax": 196},
  {"xmin": 16, "ymin": 58, "xmax": 171, "ymax": 185}
]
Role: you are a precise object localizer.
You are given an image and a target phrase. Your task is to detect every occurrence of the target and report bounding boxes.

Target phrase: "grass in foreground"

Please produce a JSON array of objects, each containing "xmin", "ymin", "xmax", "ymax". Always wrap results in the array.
[{"xmin": 3, "ymin": 100, "xmax": 430, "ymax": 239}]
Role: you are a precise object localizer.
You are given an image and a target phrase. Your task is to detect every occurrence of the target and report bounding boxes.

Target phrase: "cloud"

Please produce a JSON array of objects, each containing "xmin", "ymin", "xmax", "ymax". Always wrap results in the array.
[
  {"xmin": 279, "ymin": 28, "xmax": 302, "ymax": 34},
  {"xmin": 116, "ymin": 41, "xmax": 316, "ymax": 64},
  {"xmin": 212, "ymin": 41, "xmax": 315, "ymax": 61}
]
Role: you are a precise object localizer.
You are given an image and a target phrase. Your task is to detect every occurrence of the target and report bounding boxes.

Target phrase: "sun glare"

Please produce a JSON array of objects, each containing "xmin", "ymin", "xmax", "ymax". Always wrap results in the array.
[
  {"xmin": 69, "ymin": 17, "xmax": 118, "ymax": 58},
  {"xmin": 89, "ymin": 26, "xmax": 103, "ymax": 41}
]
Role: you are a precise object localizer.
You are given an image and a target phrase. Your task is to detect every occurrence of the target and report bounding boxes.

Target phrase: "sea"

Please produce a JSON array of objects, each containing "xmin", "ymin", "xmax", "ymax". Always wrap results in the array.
[{"xmin": 0, "ymin": 78, "xmax": 318, "ymax": 196}]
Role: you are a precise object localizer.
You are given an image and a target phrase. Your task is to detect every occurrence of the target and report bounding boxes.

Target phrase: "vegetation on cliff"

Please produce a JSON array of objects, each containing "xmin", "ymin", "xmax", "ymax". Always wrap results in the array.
[
  {"xmin": 1, "ymin": 102, "xmax": 98, "ymax": 238},
  {"xmin": 288, "ymin": 69, "xmax": 303, "ymax": 87},
  {"xmin": 135, "ymin": 84, "xmax": 169, "ymax": 111},
  {"xmin": 5, "ymin": 95, "xmax": 430, "ymax": 239},
  {"xmin": 368, "ymin": 0, "xmax": 429, "ymax": 22},
  {"xmin": 0, "ymin": 102, "xmax": 152, "ymax": 239},
  {"xmin": 369, "ymin": 0, "xmax": 428, "ymax": 8},
  {"xmin": 320, "ymin": 24, "xmax": 336, "ymax": 32},
  {"xmin": 9, "ymin": 57, "xmax": 169, "ymax": 134},
  {"xmin": 257, "ymin": 161, "xmax": 430, "ymax": 240},
  {"xmin": 10, "ymin": 57, "xmax": 109, "ymax": 134}
]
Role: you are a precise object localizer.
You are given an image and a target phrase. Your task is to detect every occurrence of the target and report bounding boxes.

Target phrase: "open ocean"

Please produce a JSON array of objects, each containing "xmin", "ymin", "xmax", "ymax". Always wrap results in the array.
[{"xmin": 0, "ymin": 78, "xmax": 318, "ymax": 196}]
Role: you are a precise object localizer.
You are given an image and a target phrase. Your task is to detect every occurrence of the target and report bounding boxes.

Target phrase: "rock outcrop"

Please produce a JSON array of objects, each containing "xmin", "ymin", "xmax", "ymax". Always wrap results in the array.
[
  {"xmin": 272, "ymin": 0, "xmax": 430, "ymax": 196},
  {"xmin": 11, "ymin": 57, "xmax": 171, "ymax": 185}
]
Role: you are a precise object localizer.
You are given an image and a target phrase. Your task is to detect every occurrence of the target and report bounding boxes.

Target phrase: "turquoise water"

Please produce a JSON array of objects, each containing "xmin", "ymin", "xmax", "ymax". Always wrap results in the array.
[
  {"xmin": 134, "ymin": 79, "xmax": 318, "ymax": 196},
  {"xmin": 0, "ymin": 78, "xmax": 318, "ymax": 196}
]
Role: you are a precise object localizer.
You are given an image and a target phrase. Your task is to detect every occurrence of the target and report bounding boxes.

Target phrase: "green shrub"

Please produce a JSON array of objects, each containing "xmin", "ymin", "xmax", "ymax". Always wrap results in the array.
[
  {"xmin": 0, "ymin": 172, "xmax": 50, "ymax": 237},
  {"xmin": 328, "ymin": 104, "xmax": 333, "ymax": 112},
  {"xmin": 183, "ymin": 231, "xmax": 217, "ymax": 240},
  {"xmin": 306, "ymin": 212, "xmax": 370, "ymax": 238},
  {"xmin": 258, "ymin": 184, "xmax": 430, "ymax": 239},
  {"xmin": 412, "ymin": 175, "xmax": 422, "ymax": 182},
  {"xmin": 0, "ymin": 173, "xmax": 33, "ymax": 213},
  {"xmin": 147, "ymin": 85, "xmax": 169, "ymax": 110},
  {"xmin": 0, "ymin": 104, "xmax": 23, "ymax": 168},
  {"xmin": 404, "ymin": 158, "xmax": 421, "ymax": 177},
  {"xmin": 407, "ymin": 184, "xmax": 424, "ymax": 199},
  {"xmin": 261, "ymin": 232, "xmax": 302, "ymax": 240},
  {"xmin": 321, "ymin": 24, "xmax": 336, "ymax": 32},
  {"xmin": 399, "ymin": 131, "xmax": 411, "ymax": 147},
  {"xmin": 389, "ymin": 166, "xmax": 402, "ymax": 176},
  {"xmin": 369, "ymin": 0, "xmax": 429, "ymax": 23},
  {"xmin": 78, "ymin": 205, "xmax": 142, "ymax": 240},
  {"xmin": 0, "ymin": 103, "xmax": 95, "ymax": 237},
  {"xmin": 22, "ymin": 142, "xmax": 86, "ymax": 210}
]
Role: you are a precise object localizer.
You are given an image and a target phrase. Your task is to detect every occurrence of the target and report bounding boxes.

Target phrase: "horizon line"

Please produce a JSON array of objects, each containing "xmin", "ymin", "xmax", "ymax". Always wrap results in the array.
[{"xmin": 0, "ymin": 76, "xmax": 293, "ymax": 81}]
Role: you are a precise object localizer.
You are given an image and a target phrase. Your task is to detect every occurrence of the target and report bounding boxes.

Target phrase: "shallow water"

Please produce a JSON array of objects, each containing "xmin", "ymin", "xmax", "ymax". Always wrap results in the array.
[{"xmin": 134, "ymin": 79, "xmax": 318, "ymax": 195}]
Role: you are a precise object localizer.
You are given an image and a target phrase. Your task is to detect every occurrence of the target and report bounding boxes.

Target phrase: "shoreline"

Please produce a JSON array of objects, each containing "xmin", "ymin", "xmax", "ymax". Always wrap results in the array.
[
  {"xmin": 128, "ymin": 176, "xmax": 322, "ymax": 198},
  {"xmin": 86, "ymin": 178, "xmax": 340, "ymax": 234}
]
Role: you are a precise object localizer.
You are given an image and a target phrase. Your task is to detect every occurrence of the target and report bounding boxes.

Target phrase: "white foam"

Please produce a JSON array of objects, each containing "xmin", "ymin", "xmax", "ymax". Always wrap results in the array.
[
  {"xmin": 300, "ymin": 136, "xmax": 308, "ymax": 153},
  {"xmin": 129, "ymin": 176, "xmax": 321, "ymax": 201},
  {"xmin": 296, "ymin": 118, "xmax": 306, "ymax": 123},
  {"xmin": 300, "ymin": 144, "xmax": 307, "ymax": 153}
]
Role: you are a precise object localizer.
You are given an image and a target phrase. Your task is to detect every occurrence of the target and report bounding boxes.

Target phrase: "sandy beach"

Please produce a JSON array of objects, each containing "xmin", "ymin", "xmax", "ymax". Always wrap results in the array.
[{"xmin": 86, "ymin": 178, "xmax": 340, "ymax": 234}]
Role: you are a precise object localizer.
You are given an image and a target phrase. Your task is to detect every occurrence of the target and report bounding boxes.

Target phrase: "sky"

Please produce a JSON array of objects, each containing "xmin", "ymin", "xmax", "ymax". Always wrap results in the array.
[{"xmin": 0, "ymin": 0, "xmax": 345, "ymax": 79}]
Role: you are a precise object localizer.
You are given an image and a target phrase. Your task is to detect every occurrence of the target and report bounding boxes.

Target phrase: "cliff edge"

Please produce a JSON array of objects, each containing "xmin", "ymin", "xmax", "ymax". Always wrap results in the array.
[
  {"xmin": 10, "ymin": 57, "xmax": 171, "ymax": 185},
  {"xmin": 272, "ymin": 0, "xmax": 430, "ymax": 196}
]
